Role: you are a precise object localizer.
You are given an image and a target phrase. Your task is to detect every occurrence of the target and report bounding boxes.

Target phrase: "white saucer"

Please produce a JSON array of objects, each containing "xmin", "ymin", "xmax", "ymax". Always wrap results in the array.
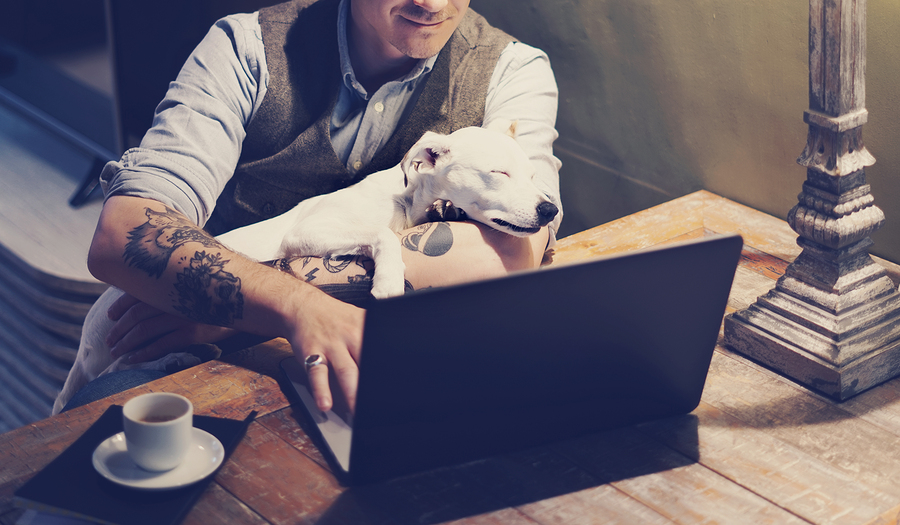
[{"xmin": 92, "ymin": 428, "xmax": 224, "ymax": 491}]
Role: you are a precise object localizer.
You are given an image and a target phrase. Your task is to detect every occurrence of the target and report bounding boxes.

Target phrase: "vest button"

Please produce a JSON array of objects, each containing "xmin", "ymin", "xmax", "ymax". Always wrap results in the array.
[
  {"xmin": 262, "ymin": 202, "xmax": 275, "ymax": 216},
  {"xmin": 353, "ymin": 161, "xmax": 363, "ymax": 171}
]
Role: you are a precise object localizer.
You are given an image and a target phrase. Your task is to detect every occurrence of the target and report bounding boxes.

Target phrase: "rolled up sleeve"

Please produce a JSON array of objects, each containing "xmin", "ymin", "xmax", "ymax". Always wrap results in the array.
[{"xmin": 101, "ymin": 12, "xmax": 268, "ymax": 226}]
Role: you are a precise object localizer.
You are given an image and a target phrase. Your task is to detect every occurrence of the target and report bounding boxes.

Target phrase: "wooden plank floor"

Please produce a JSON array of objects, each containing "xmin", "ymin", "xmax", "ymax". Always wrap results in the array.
[{"xmin": 4, "ymin": 191, "xmax": 900, "ymax": 524}]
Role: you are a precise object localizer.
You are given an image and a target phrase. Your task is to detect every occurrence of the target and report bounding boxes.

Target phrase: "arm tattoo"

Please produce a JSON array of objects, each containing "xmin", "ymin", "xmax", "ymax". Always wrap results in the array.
[
  {"xmin": 401, "ymin": 222, "xmax": 454, "ymax": 257},
  {"xmin": 173, "ymin": 251, "xmax": 244, "ymax": 326},
  {"xmin": 265, "ymin": 255, "xmax": 322, "ymax": 278},
  {"xmin": 316, "ymin": 257, "xmax": 374, "ymax": 306},
  {"xmin": 266, "ymin": 257, "xmax": 299, "ymax": 278},
  {"xmin": 124, "ymin": 207, "xmax": 223, "ymax": 278},
  {"xmin": 262, "ymin": 254, "xmax": 376, "ymax": 307},
  {"xmin": 123, "ymin": 207, "xmax": 243, "ymax": 326},
  {"xmin": 323, "ymin": 254, "xmax": 354, "ymax": 273}
]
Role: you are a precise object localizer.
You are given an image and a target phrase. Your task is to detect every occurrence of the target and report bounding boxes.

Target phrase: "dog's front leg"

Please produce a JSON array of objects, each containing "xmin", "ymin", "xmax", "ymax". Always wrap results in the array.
[
  {"xmin": 283, "ymin": 223, "xmax": 407, "ymax": 300},
  {"xmin": 368, "ymin": 229, "xmax": 408, "ymax": 299}
]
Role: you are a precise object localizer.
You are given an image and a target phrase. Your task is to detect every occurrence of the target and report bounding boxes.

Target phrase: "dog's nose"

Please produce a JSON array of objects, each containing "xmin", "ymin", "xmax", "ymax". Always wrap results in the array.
[{"xmin": 536, "ymin": 202, "xmax": 559, "ymax": 226}]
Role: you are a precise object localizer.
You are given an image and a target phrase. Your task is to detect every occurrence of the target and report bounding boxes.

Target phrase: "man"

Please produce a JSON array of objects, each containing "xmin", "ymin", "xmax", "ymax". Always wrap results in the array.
[{"xmin": 83, "ymin": 0, "xmax": 562, "ymax": 413}]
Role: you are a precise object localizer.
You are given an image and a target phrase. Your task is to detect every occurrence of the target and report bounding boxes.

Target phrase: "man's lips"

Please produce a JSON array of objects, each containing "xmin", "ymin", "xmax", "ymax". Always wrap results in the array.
[
  {"xmin": 401, "ymin": 16, "xmax": 450, "ymax": 27},
  {"xmin": 398, "ymin": 7, "xmax": 455, "ymax": 28}
]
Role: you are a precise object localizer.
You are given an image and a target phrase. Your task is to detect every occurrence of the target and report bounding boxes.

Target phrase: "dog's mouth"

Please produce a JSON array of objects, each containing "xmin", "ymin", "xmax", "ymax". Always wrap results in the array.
[{"xmin": 492, "ymin": 218, "xmax": 540, "ymax": 235}]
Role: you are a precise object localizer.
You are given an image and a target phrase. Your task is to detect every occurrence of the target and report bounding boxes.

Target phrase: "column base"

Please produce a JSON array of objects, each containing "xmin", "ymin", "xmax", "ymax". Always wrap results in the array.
[{"xmin": 724, "ymin": 304, "xmax": 900, "ymax": 400}]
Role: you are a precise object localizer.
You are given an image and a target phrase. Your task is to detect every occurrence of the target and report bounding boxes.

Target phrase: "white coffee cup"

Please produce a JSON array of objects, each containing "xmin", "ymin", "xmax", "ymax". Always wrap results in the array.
[{"xmin": 122, "ymin": 393, "xmax": 193, "ymax": 471}]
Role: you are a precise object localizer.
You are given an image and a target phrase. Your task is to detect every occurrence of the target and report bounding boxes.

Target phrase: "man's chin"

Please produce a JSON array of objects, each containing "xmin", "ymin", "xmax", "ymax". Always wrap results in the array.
[
  {"xmin": 393, "ymin": 36, "xmax": 452, "ymax": 60},
  {"xmin": 391, "ymin": 20, "xmax": 461, "ymax": 60}
]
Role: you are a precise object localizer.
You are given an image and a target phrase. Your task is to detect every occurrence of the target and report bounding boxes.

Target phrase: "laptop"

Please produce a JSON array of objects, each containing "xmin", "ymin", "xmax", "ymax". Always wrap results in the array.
[{"xmin": 280, "ymin": 233, "xmax": 743, "ymax": 484}]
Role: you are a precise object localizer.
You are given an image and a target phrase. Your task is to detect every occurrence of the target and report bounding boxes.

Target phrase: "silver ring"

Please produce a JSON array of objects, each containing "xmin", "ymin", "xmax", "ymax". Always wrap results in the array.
[{"xmin": 305, "ymin": 354, "xmax": 325, "ymax": 372}]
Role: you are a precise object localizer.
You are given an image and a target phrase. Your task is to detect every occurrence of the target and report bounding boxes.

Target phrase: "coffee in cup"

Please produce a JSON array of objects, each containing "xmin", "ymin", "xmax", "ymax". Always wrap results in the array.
[{"xmin": 122, "ymin": 392, "xmax": 193, "ymax": 471}]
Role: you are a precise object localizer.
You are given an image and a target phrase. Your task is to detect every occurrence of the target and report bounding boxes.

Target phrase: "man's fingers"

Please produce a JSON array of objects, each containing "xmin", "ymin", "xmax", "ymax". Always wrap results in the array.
[
  {"xmin": 106, "ymin": 301, "xmax": 167, "ymax": 349},
  {"xmin": 330, "ymin": 354, "xmax": 360, "ymax": 415},
  {"xmin": 123, "ymin": 331, "xmax": 185, "ymax": 364},
  {"xmin": 108, "ymin": 313, "xmax": 190, "ymax": 358},
  {"xmin": 304, "ymin": 354, "xmax": 333, "ymax": 412},
  {"xmin": 118, "ymin": 323, "xmax": 235, "ymax": 364},
  {"xmin": 300, "ymin": 352, "xmax": 360, "ymax": 415},
  {"xmin": 286, "ymin": 289, "xmax": 365, "ymax": 416},
  {"xmin": 107, "ymin": 292, "xmax": 142, "ymax": 321}
]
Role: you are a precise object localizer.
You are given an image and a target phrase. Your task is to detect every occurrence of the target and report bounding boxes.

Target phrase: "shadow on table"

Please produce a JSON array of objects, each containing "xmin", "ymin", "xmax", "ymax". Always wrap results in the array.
[
  {"xmin": 705, "ymin": 347, "xmax": 900, "ymax": 430},
  {"xmin": 313, "ymin": 414, "xmax": 700, "ymax": 524}
]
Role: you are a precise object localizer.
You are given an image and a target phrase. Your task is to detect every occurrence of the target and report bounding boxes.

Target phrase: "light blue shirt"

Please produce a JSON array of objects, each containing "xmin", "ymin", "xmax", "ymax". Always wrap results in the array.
[
  {"xmin": 331, "ymin": 0, "xmax": 439, "ymax": 172},
  {"xmin": 101, "ymin": 1, "xmax": 563, "ymax": 237}
]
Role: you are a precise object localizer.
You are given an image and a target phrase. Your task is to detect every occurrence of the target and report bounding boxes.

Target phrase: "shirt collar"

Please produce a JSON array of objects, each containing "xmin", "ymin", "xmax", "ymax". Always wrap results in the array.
[{"xmin": 337, "ymin": 0, "xmax": 438, "ymax": 99}]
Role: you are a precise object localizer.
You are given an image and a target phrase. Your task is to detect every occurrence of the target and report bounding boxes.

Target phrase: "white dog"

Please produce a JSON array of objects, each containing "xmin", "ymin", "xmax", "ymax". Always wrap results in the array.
[{"xmin": 53, "ymin": 122, "xmax": 558, "ymax": 414}]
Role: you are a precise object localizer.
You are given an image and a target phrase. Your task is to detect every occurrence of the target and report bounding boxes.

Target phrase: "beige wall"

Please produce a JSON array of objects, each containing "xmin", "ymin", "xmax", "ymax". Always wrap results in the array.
[{"xmin": 473, "ymin": 0, "xmax": 900, "ymax": 263}]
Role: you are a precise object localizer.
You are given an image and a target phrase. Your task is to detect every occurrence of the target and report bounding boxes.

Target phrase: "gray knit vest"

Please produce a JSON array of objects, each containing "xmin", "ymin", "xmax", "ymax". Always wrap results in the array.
[{"xmin": 205, "ymin": 0, "xmax": 514, "ymax": 235}]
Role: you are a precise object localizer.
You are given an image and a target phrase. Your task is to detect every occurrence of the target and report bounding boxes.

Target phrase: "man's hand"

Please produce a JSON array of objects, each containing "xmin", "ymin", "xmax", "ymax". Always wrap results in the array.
[
  {"xmin": 284, "ymin": 286, "xmax": 365, "ymax": 414},
  {"xmin": 103, "ymin": 285, "xmax": 365, "ymax": 414},
  {"xmin": 106, "ymin": 292, "xmax": 236, "ymax": 363}
]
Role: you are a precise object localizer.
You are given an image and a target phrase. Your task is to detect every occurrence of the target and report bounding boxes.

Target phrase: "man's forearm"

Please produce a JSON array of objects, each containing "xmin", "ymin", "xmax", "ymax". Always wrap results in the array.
[
  {"xmin": 88, "ymin": 195, "xmax": 315, "ymax": 339},
  {"xmin": 91, "ymin": 197, "xmax": 547, "ymax": 319},
  {"xmin": 399, "ymin": 221, "xmax": 548, "ymax": 288},
  {"xmin": 275, "ymin": 220, "xmax": 549, "ymax": 300}
]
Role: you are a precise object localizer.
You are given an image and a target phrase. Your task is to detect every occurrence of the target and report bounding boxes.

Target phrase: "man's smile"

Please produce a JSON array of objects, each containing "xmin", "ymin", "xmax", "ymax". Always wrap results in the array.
[
  {"xmin": 397, "ymin": 5, "xmax": 456, "ymax": 29},
  {"xmin": 402, "ymin": 17, "xmax": 448, "ymax": 27}
]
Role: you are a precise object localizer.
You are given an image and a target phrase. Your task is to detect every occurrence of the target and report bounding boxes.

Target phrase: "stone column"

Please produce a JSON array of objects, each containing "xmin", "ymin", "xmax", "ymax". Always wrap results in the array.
[{"xmin": 723, "ymin": 0, "xmax": 900, "ymax": 400}]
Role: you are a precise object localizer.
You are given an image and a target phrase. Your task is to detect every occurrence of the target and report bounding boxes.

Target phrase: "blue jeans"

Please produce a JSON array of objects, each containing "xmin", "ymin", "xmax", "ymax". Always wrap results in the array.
[{"xmin": 61, "ymin": 369, "xmax": 168, "ymax": 412}]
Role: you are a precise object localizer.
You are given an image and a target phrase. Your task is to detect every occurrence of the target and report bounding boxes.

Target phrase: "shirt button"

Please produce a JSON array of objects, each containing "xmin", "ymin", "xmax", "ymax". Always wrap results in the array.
[
  {"xmin": 374, "ymin": 102, "xmax": 384, "ymax": 113},
  {"xmin": 353, "ymin": 161, "xmax": 363, "ymax": 170},
  {"xmin": 262, "ymin": 202, "xmax": 275, "ymax": 216}
]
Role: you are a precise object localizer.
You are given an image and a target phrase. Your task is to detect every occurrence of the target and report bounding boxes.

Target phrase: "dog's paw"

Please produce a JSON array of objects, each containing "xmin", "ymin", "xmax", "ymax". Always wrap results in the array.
[
  {"xmin": 370, "ymin": 276, "xmax": 407, "ymax": 299},
  {"xmin": 426, "ymin": 199, "xmax": 467, "ymax": 222}
]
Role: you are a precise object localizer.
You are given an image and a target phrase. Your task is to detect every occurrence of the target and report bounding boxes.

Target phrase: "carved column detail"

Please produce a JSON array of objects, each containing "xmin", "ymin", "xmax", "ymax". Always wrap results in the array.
[{"xmin": 723, "ymin": 0, "xmax": 900, "ymax": 400}]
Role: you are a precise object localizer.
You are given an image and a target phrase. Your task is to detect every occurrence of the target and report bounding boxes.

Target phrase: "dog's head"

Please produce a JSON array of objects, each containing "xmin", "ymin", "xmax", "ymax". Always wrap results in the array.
[{"xmin": 400, "ymin": 122, "xmax": 558, "ymax": 236}]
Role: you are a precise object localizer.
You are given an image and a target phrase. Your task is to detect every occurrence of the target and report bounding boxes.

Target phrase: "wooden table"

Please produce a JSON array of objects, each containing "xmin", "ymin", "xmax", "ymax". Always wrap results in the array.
[{"xmin": 5, "ymin": 190, "xmax": 900, "ymax": 525}]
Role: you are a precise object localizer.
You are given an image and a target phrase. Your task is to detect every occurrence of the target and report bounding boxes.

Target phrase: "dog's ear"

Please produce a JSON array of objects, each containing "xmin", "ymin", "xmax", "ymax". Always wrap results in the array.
[
  {"xmin": 484, "ymin": 119, "xmax": 519, "ymax": 139},
  {"xmin": 401, "ymin": 132, "xmax": 451, "ymax": 187}
]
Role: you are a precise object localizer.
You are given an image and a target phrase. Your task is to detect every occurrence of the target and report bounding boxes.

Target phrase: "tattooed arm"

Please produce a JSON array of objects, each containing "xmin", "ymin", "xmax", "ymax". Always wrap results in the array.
[
  {"xmin": 91, "ymin": 196, "xmax": 547, "ymax": 410},
  {"xmin": 103, "ymin": 220, "xmax": 546, "ymax": 377},
  {"xmin": 103, "ymin": 218, "xmax": 548, "ymax": 357},
  {"xmin": 268, "ymin": 221, "xmax": 548, "ymax": 296},
  {"xmin": 88, "ymin": 195, "xmax": 365, "ymax": 412}
]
